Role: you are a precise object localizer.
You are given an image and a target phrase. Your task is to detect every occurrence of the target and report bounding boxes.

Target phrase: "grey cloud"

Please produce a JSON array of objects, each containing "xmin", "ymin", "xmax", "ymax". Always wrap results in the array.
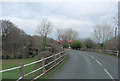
[{"xmin": 2, "ymin": 2, "xmax": 118, "ymax": 38}]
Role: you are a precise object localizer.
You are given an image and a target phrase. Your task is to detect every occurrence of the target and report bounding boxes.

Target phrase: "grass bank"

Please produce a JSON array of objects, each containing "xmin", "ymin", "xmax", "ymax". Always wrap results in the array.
[
  {"xmin": 2, "ymin": 53, "xmax": 69, "ymax": 80},
  {"xmin": 39, "ymin": 54, "xmax": 69, "ymax": 79},
  {"xmin": 2, "ymin": 56, "xmax": 37, "ymax": 70},
  {"xmin": 81, "ymin": 50, "xmax": 118, "ymax": 59},
  {"xmin": 97, "ymin": 52, "xmax": 118, "ymax": 58},
  {"xmin": 2, "ymin": 56, "xmax": 38, "ymax": 79}
]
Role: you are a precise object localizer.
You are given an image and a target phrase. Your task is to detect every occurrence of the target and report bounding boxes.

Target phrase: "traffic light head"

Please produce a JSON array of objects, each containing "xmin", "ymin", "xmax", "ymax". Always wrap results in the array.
[
  {"xmin": 69, "ymin": 40, "xmax": 71, "ymax": 43},
  {"xmin": 58, "ymin": 40, "xmax": 61, "ymax": 44}
]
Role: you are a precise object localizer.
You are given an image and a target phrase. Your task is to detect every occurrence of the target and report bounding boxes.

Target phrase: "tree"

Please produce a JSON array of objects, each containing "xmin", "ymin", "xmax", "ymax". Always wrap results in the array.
[
  {"xmin": 1, "ymin": 20, "xmax": 22, "ymax": 57},
  {"xmin": 83, "ymin": 38, "xmax": 95, "ymax": 49},
  {"xmin": 56, "ymin": 28, "xmax": 78, "ymax": 41},
  {"xmin": 71, "ymin": 40, "xmax": 82, "ymax": 49},
  {"xmin": 36, "ymin": 19, "xmax": 53, "ymax": 51},
  {"xmin": 56, "ymin": 28, "xmax": 78, "ymax": 48},
  {"xmin": 1, "ymin": 20, "xmax": 34, "ymax": 58},
  {"xmin": 92, "ymin": 22, "xmax": 114, "ymax": 49}
]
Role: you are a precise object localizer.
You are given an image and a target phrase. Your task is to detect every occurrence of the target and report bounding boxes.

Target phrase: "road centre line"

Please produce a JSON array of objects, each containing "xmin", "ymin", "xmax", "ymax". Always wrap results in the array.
[
  {"xmin": 89, "ymin": 54, "xmax": 115, "ymax": 81},
  {"xmin": 96, "ymin": 59, "xmax": 102, "ymax": 66},
  {"xmin": 90, "ymin": 55, "xmax": 102, "ymax": 66},
  {"xmin": 104, "ymin": 69, "xmax": 115, "ymax": 81},
  {"xmin": 90, "ymin": 55, "xmax": 95, "ymax": 59}
]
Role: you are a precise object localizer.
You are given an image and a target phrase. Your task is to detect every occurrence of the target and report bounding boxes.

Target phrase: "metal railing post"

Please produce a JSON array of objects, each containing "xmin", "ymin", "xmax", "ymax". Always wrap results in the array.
[
  {"xmin": 42, "ymin": 57, "xmax": 46, "ymax": 74},
  {"xmin": 19, "ymin": 63, "xmax": 25, "ymax": 79}
]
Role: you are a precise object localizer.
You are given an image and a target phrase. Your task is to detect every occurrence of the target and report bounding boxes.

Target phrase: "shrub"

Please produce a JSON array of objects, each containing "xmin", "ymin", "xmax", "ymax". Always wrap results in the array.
[
  {"xmin": 13, "ymin": 55, "xmax": 16, "ymax": 59},
  {"xmin": 6, "ymin": 55, "xmax": 9, "ymax": 59},
  {"xmin": 83, "ymin": 38, "xmax": 95, "ymax": 49},
  {"xmin": 98, "ymin": 43, "xmax": 105, "ymax": 49},
  {"xmin": 0, "ymin": 55, "xmax": 2, "ymax": 59},
  {"xmin": 2, "ymin": 55, "xmax": 3, "ymax": 59},
  {"xmin": 71, "ymin": 40, "xmax": 82, "ymax": 49},
  {"xmin": 62, "ymin": 41, "xmax": 69, "ymax": 48},
  {"xmin": 17, "ymin": 54, "xmax": 22, "ymax": 59}
]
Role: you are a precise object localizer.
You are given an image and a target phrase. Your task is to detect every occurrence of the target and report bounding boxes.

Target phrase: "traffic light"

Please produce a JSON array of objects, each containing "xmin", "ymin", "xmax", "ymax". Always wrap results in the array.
[
  {"xmin": 69, "ymin": 40, "xmax": 71, "ymax": 43},
  {"xmin": 58, "ymin": 40, "xmax": 61, "ymax": 44}
]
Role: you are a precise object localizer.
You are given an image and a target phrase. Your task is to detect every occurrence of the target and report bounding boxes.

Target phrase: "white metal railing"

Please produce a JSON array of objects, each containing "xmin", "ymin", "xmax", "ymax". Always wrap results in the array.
[{"xmin": 1, "ymin": 51, "xmax": 66, "ymax": 81}]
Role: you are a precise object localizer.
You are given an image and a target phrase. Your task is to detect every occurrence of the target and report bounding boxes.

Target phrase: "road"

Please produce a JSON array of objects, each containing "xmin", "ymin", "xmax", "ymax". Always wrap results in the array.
[{"xmin": 51, "ymin": 50, "xmax": 118, "ymax": 80}]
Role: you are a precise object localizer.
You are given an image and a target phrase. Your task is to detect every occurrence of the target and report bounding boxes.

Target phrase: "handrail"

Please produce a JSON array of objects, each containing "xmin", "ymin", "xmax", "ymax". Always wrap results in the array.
[
  {"xmin": 24, "ymin": 54, "xmax": 65, "ymax": 77},
  {"xmin": 0, "ymin": 66, "xmax": 21, "ymax": 73},
  {"xmin": 1, "ymin": 51, "xmax": 66, "ymax": 81},
  {"xmin": 0, "ymin": 51, "xmax": 65, "ymax": 73},
  {"xmin": 25, "ymin": 52, "xmax": 64, "ymax": 76}
]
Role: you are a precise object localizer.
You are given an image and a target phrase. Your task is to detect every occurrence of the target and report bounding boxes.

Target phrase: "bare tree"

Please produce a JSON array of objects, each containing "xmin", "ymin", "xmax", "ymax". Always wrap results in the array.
[
  {"xmin": 36, "ymin": 19, "xmax": 53, "ymax": 50},
  {"xmin": 56, "ymin": 28, "xmax": 78, "ymax": 48},
  {"xmin": 92, "ymin": 24, "xmax": 102, "ymax": 43},
  {"xmin": 65, "ymin": 28, "xmax": 78, "ymax": 41},
  {"xmin": 83, "ymin": 38, "xmax": 95, "ymax": 49},
  {"xmin": 92, "ymin": 22, "xmax": 114, "ymax": 49},
  {"xmin": 56, "ymin": 28, "xmax": 78, "ymax": 41},
  {"xmin": 56, "ymin": 28, "xmax": 63, "ymax": 40},
  {"xmin": 1, "ymin": 20, "xmax": 34, "ymax": 58}
]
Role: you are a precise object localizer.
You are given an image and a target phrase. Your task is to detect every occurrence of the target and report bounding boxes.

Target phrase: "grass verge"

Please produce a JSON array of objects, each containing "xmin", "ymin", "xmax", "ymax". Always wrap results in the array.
[
  {"xmin": 39, "ymin": 54, "xmax": 69, "ymax": 79},
  {"xmin": 2, "ymin": 56, "xmax": 37, "ymax": 70},
  {"xmin": 81, "ymin": 50, "xmax": 118, "ymax": 59},
  {"xmin": 96, "ymin": 52, "xmax": 118, "ymax": 59},
  {"xmin": 2, "ymin": 54, "xmax": 69, "ymax": 80}
]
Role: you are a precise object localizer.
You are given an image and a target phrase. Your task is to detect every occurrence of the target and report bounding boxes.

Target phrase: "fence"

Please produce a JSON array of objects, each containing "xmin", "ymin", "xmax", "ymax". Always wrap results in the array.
[
  {"xmin": 81, "ymin": 48, "xmax": 119, "ymax": 57},
  {"xmin": 0, "ymin": 51, "xmax": 66, "ymax": 81}
]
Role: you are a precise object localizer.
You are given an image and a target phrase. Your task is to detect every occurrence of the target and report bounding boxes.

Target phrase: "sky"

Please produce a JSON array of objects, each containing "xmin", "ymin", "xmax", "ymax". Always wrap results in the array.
[{"xmin": 1, "ymin": 0, "xmax": 118, "ymax": 39}]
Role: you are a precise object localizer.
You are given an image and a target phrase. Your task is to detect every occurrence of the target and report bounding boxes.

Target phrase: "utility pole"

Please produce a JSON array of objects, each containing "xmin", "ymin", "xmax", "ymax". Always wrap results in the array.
[
  {"xmin": 115, "ymin": 27, "xmax": 118, "ymax": 56},
  {"xmin": 115, "ymin": 27, "xmax": 117, "ymax": 48}
]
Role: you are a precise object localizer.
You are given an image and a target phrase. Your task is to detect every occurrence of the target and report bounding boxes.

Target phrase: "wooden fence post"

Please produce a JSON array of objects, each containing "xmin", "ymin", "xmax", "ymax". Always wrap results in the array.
[
  {"xmin": 64, "ymin": 51, "xmax": 66, "ymax": 57},
  {"xmin": 117, "ymin": 50, "xmax": 119, "ymax": 57},
  {"xmin": 19, "ymin": 63, "xmax": 25, "ymax": 79},
  {"xmin": 54, "ymin": 54, "xmax": 56, "ymax": 67},
  {"xmin": 59, "ymin": 52, "xmax": 62, "ymax": 61},
  {"xmin": 63, "ymin": 51, "xmax": 66, "ymax": 59},
  {"xmin": 42, "ymin": 57, "xmax": 46, "ymax": 74}
]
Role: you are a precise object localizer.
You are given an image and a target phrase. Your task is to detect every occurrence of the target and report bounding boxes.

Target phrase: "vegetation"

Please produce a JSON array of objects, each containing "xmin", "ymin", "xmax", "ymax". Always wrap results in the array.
[
  {"xmin": 1, "ymin": 19, "xmax": 118, "ymax": 57},
  {"xmin": 71, "ymin": 40, "xmax": 82, "ymax": 49},
  {"xmin": 56, "ymin": 28, "xmax": 78, "ymax": 48},
  {"xmin": 83, "ymin": 38, "xmax": 95, "ymax": 49},
  {"xmin": 2, "ymin": 56, "xmax": 37, "ymax": 70},
  {"xmin": 1, "ymin": 19, "xmax": 57, "ymax": 59},
  {"xmin": 1, "ymin": 20, "xmax": 36, "ymax": 59},
  {"xmin": 39, "ymin": 54, "xmax": 69, "ymax": 79},
  {"xmin": 36, "ymin": 19, "xmax": 53, "ymax": 51},
  {"xmin": 92, "ymin": 22, "xmax": 114, "ymax": 49},
  {"xmin": 2, "ymin": 52, "xmax": 68, "ymax": 80},
  {"xmin": 2, "ymin": 56, "xmax": 38, "ymax": 79},
  {"xmin": 62, "ymin": 41, "xmax": 69, "ymax": 48}
]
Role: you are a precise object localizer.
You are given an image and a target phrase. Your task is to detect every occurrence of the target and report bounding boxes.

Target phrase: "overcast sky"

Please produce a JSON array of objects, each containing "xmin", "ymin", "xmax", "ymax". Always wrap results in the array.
[{"xmin": 1, "ymin": 1, "xmax": 118, "ymax": 39}]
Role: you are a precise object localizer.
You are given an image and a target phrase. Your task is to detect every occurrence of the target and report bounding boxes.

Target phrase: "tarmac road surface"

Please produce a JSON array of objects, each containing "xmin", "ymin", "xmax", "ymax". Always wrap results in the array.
[{"xmin": 51, "ymin": 49, "xmax": 118, "ymax": 80}]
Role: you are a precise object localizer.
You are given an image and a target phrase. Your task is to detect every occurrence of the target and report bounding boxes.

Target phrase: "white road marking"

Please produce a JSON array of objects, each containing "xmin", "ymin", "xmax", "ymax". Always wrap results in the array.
[
  {"xmin": 96, "ymin": 59, "xmax": 102, "ymax": 66},
  {"xmin": 104, "ymin": 69, "xmax": 115, "ymax": 81},
  {"xmin": 90, "ymin": 56, "xmax": 95, "ymax": 59},
  {"xmin": 89, "ymin": 54, "xmax": 115, "ymax": 81}
]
